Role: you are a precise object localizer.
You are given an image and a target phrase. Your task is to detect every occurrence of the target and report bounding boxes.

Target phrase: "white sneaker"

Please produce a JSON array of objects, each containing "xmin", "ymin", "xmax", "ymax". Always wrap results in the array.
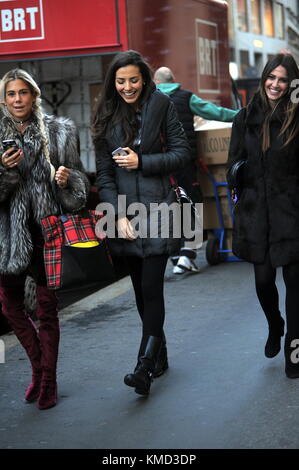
[
  {"xmin": 173, "ymin": 264, "xmax": 185, "ymax": 274},
  {"xmin": 170, "ymin": 256, "xmax": 179, "ymax": 266},
  {"xmin": 177, "ymin": 256, "xmax": 200, "ymax": 273}
]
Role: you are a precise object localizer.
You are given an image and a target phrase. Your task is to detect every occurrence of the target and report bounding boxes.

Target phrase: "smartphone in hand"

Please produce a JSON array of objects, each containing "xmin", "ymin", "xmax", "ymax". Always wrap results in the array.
[
  {"xmin": 112, "ymin": 147, "xmax": 128, "ymax": 156},
  {"xmin": 2, "ymin": 139, "xmax": 19, "ymax": 154}
]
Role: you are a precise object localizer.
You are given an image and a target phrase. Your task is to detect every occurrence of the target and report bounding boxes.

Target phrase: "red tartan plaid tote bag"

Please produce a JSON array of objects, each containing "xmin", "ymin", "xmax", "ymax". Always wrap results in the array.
[{"xmin": 41, "ymin": 209, "xmax": 115, "ymax": 290}]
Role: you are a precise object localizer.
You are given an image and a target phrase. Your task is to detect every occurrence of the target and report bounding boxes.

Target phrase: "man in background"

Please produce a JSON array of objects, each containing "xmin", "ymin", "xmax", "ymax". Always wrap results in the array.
[{"xmin": 154, "ymin": 67, "xmax": 238, "ymax": 273}]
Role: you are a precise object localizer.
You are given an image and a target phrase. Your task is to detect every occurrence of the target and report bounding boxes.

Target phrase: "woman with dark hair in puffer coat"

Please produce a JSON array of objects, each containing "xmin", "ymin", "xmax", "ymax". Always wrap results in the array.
[
  {"xmin": 227, "ymin": 53, "xmax": 299, "ymax": 379},
  {"xmin": 93, "ymin": 50, "xmax": 190, "ymax": 396},
  {"xmin": 0, "ymin": 68, "xmax": 89, "ymax": 409}
]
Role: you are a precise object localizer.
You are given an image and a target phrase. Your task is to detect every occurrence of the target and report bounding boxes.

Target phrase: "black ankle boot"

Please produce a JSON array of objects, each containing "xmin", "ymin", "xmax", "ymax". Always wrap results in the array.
[
  {"xmin": 124, "ymin": 335, "xmax": 148, "ymax": 387},
  {"xmin": 125, "ymin": 332, "xmax": 168, "ymax": 383},
  {"xmin": 265, "ymin": 316, "xmax": 285, "ymax": 358},
  {"xmin": 153, "ymin": 336, "xmax": 168, "ymax": 378},
  {"xmin": 124, "ymin": 336, "xmax": 162, "ymax": 395},
  {"xmin": 284, "ymin": 335, "xmax": 299, "ymax": 379}
]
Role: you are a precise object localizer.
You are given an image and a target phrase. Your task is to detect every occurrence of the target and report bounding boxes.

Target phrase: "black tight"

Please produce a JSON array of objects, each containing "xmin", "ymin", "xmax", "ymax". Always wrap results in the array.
[
  {"xmin": 126, "ymin": 255, "xmax": 168, "ymax": 338},
  {"xmin": 254, "ymin": 253, "xmax": 280, "ymax": 325},
  {"xmin": 254, "ymin": 252, "xmax": 299, "ymax": 338}
]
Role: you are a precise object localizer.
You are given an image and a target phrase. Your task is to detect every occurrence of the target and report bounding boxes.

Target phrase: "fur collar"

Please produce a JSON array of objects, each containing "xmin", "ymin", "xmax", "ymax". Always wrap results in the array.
[
  {"xmin": 0, "ymin": 110, "xmax": 88, "ymax": 274},
  {"xmin": 246, "ymin": 94, "xmax": 288, "ymax": 127}
]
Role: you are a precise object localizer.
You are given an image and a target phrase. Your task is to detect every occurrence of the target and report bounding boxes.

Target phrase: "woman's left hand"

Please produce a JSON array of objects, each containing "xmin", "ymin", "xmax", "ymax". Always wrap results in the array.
[
  {"xmin": 55, "ymin": 166, "xmax": 70, "ymax": 188},
  {"xmin": 112, "ymin": 147, "xmax": 139, "ymax": 170}
]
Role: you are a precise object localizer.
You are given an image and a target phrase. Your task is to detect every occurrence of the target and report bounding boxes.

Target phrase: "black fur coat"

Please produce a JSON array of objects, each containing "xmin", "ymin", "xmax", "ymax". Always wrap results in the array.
[
  {"xmin": 227, "ymin": 96, "xmax": 299, "ymax": 267},
  {"xmin": 0, "ymin": 111, "xmax": 89, "ymax": 274}
]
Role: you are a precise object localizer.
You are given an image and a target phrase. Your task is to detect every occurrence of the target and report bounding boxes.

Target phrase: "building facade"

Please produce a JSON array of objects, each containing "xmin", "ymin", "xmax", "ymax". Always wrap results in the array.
[
  {"xmin": 0, "ymin": 0, "xmax": 233, "ymax": 171},
  {"xmin": 228, "ymin": 0, "xmax": 299, "ymax": 78}
]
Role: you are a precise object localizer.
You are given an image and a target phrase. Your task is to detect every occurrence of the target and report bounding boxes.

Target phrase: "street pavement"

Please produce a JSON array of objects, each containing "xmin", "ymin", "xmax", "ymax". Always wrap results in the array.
[{"xmin": 1, "ymin": 247, "xmax": 299, "ymax": 450}]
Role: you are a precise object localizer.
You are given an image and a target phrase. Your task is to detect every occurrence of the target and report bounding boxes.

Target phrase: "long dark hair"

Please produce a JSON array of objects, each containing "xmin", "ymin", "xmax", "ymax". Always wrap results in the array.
[
  {"xmin": 255, "ymin": 53, "xmax": 299, "ymax": 151},
  {"xmin": 92, "ymin": 50, "xmax": 155, "ymax": 146}
]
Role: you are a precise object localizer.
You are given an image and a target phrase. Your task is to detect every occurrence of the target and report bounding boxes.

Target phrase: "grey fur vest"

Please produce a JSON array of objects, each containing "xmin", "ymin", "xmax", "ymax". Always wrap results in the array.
[{"xmin": 0, "ymin": 111, "xmax": 89, "ymax": 275}]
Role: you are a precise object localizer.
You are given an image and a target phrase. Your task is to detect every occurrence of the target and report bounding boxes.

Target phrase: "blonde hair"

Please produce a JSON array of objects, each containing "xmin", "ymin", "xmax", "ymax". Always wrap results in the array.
[{"xmin": 0, "ymin": 68, "xmax": 51, "ymax": 163}]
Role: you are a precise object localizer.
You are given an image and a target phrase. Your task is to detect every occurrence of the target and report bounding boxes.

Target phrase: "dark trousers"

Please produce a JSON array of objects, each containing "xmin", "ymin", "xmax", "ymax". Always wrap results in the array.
[
  {"xmin": 126, "ymin": 255, "xmax": 168, "ymax": 338},
  {"xmin": 254, "ymin": 252, "xmax": 299, "ymax": 340},
  {"xmin": 0, "ymin": 229, "xmax": 59, "ymax": 378}
]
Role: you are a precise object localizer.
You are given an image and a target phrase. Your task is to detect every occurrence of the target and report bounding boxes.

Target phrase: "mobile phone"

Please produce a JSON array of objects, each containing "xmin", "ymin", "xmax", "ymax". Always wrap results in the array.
[
  {"xmin": 112, "ymin": 147, "xmax": 128, "ymax": 156},
  {"xmin": 2, "ymin": 139, "xmax": 18, "ymax": 151}
]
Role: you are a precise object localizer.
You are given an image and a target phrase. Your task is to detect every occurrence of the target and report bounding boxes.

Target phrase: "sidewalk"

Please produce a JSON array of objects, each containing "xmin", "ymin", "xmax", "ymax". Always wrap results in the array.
[{"xmin": 1, "ymin": 250, "xmax": 299, "ymax": 449}]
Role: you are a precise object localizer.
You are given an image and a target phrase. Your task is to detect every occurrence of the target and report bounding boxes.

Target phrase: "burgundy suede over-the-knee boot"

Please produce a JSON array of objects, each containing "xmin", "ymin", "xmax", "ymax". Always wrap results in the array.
[
  {"xmin": 0, "ymin": 285, "xmax": 42, "ymax": 402},
  {"xmin": 35, "ymin": 285, "xmax": 59, "ymax": 410}
]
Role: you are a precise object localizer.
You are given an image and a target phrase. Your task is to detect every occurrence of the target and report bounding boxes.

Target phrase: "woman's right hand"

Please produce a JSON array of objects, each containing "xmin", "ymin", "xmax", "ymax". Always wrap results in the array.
[
  {"xmin": 1, "ymin": 148, "xmax": 23, "ymax": 169},
  {"xmin": 116, "ymin": 217, "xmax": 136, "ymax": 240}
]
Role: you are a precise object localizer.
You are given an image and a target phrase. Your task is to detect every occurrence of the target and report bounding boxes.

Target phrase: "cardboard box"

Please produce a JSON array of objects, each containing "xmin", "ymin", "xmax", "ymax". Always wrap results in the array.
[
  {"xmin": 203, "ymin": 196, "xmax": 233, "ymax": 229},
  {"xmin": 197, "ymin": 164, "xmax": 228, "ymax": 198},
  {"xmin": 196, "ymin": 124, "xmax": 232, "ymax": 165}
]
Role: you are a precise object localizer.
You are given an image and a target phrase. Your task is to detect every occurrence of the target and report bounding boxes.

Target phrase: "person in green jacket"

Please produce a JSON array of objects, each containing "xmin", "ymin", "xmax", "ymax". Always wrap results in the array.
[{"xmin": 154, "ymin": 66, "xmax": 238, "ymax": 274}]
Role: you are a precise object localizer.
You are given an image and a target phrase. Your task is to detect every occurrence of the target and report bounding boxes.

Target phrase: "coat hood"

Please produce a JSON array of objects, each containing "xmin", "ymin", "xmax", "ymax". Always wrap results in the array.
[{"xmin": 156, "ymin": 83, "xmax": 181, "ymax": 95}]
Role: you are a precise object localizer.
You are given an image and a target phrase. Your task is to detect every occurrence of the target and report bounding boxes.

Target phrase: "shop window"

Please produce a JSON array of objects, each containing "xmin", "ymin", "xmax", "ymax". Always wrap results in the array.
[
  {"xmin": 251, "ymin": 0, "xmax": 262, "ymax": 34},
  {"xmin": 274, "ymin": 2, "xmax": 284, "ymax": 39},
  {"xmin": 240, "ymin": 49, "xmax": 250, "ymax": 78},
  {"xmin": 288, "ymin": 26, "xmax": 299, "ymax": 50},
  {"xmin": 230, "ymin": 47, "xmax": 236, "ymax": 62},
  {"xmin": 237, "ymin": 0, "xmax": 248, "ymax": 32},
  {"xmin": 254, "ymin": 52, "xmax": 263, "ymax": 76},
  {"xmin": 264, "ymin": 0, "xmax": 274, "ymax": 37}
]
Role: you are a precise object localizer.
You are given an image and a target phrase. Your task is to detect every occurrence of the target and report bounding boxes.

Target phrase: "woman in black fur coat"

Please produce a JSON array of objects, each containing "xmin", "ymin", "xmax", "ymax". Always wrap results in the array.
[
  {"xmin": 93, "ymin": 50, "xmax": 190, "ymax": 395},
  {"xmin": 227, "ymin": 54, "xmax": 299, "ymax": 378},
  {"xmin": 0, "ymin": 69, "xmax": 89, "ymax": 408}
]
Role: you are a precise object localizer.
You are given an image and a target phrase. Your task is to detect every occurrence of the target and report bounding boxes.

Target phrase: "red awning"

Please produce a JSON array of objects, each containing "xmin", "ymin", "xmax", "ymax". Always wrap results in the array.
[{"xmin": 0, "ymin": 0, "xmax": 128, "ymax": 60}]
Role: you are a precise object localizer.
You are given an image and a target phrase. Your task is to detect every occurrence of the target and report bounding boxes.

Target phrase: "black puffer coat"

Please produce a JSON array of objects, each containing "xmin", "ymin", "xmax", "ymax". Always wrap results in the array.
[
  {"xmin": 95, "ymin": 89, "xmax": 191, "ymax": 257},
  {"xmin": 227, "ymin": 95, "xmax": 299, "ymax": 267}
]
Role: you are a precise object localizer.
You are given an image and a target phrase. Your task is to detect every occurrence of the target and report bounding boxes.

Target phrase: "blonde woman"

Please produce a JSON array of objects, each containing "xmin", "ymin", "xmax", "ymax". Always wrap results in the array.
[{"xmin": 0, "ymin": 69, "xmax": 89, "ymax": 409}]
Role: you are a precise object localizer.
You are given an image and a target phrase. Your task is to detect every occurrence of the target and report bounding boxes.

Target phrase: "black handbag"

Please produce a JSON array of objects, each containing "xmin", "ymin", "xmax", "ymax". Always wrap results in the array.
[
  {"xmin": 60, "ymin": 238, "xmax": 115, "ymax": 290},
  {"xmin": 169, "ymin": 175, "xmax": 203, "ymax": 248},
  {"xmin": 41, "ymin": 185, "xmax": 115, "ymax": 290},
  {"xmin": 227, "ymin": 108, "xmax": 248, "ymax": 203},
  {"xmin": 41, "ymin": 209, "xmax": 115, "ymax": 290},
  {"xmin": 227, "ymin": 159, "xmax": 247, "ymax": 201}
]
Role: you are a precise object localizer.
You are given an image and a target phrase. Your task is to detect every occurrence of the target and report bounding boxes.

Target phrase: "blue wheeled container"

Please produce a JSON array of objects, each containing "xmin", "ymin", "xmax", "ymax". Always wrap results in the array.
[{"xmin": 199, "ymin": 159, "xmax": 242, "ymax": 265}]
